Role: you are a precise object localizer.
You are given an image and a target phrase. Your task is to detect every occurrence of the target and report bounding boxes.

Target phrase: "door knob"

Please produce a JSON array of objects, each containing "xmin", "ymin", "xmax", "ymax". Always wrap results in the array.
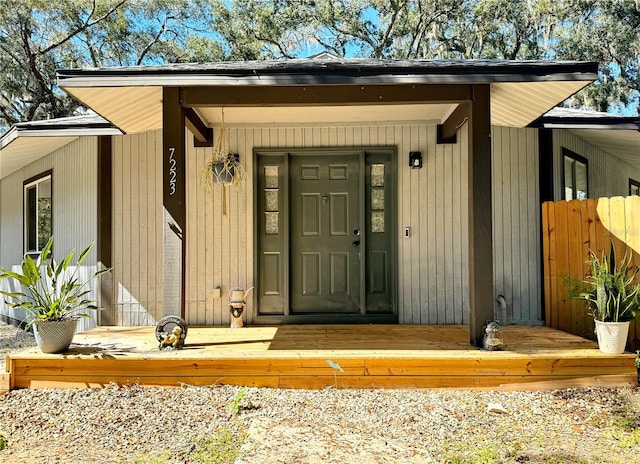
[{"xmin": 352, "ymin": 240, "xmax": 360, "ymax": 247}]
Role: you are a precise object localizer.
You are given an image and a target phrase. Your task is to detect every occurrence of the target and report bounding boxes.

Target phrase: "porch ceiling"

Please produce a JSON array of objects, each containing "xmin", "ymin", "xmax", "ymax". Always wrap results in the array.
[
  {"xmin": 65, "ymin": 80, "xmax": 591, "ymax": 134},
  {"xmin": 569, "ymin": 128, "xmax": 640, "ymax": 170}
]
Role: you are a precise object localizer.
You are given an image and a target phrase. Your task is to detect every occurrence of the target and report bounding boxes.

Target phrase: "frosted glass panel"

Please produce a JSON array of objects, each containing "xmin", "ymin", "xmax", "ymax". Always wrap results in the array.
[
  {"xmin": 264, "ymin": 166, "xmax": 279, "ymax": 188},
  {"xmin": 265, "ymin": 189, "xmax": 278, "ymax": 212},
  {"xmin": 371, "ymin": 164, "xmax": 385, "ymax": 187},
  {"xmin": 371, "ymin": 188, "xmax": 384, "ymax": 210},
  {"xmin": 265, "ymin": 212, "xmax": 279, "ymax": 235},
  {"xmin": 372, "ymin": 211, "xmax": 384, "ymax": 233}
]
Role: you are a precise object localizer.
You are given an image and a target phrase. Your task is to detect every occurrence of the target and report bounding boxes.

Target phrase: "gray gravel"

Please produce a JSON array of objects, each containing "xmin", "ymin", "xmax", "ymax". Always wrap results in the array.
[{"xmin": 1, "ymin": 321, "xmax": 639, "ymax": 464}]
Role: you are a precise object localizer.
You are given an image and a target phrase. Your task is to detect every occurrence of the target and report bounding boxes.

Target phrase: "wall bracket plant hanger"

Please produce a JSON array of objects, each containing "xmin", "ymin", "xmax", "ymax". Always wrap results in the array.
[{"xmin": 202, "ymin": 109, "xmax": 246, "ymax": 216}]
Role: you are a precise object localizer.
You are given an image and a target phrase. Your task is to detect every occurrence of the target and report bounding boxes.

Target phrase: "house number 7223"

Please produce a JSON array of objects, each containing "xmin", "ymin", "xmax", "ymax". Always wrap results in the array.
[{"xmin": 168, "ymin": 147, "xmax": 177, "ymax": 196}]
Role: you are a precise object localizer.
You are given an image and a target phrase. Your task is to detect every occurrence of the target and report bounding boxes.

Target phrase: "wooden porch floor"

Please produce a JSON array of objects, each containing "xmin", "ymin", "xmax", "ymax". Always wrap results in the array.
[{"xmin": 3, "ymin": 325, "xmax": 636, "ymax": 391}]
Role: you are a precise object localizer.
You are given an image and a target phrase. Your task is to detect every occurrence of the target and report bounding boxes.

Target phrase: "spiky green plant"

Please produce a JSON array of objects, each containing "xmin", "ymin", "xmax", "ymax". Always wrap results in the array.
[
  {"xmin": 578, "ymin": 246, "xmax": 640, "ymax": 322},
  {"xmin": 0, "ymin": 237, "xmax": 111, "ymax": 328}
]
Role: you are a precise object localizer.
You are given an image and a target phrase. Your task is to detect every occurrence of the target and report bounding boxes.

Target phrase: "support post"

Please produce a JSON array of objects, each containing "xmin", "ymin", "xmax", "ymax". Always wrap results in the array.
[
  {"xmin": 162, "ymin": 87, "xmax": 186, "ymax": 318},
  {"xmin": 468, "ymin": 84, "xmax": 494, "ymax": 347},
  {"xmin": 97, "ymin": 135, "xmax": 113, "ymax": 325}
]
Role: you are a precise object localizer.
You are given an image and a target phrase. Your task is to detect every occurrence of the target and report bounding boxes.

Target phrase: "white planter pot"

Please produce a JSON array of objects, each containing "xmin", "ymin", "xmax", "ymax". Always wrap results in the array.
[
  {"xmin": 33, "ymin": 319, "xmax": 78, "ymax": 354},
  {"xmin": 594, "ymin": 320, "xmax": 631, "ymax": 354}
]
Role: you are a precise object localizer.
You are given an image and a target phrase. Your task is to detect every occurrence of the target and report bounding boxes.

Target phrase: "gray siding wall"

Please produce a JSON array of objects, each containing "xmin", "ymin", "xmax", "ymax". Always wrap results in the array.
[
  {"xmin": 492, "ymin": 126, "xmax": 542, "ymax": 324},
  {"xmin": 553, "ymin": 129, "xmax": 640, "ymax": 199},
  {"xmin": 110, "ymin": 131, "xmax": 164, "ymax": 326},
  {"xmin": 184, "ymin": 124, "xmax": 470, "ymax": 326},
  {"xmin": 111, "ymin": 124, "xmax": 545, "ymax": 327},
  {"xmin": 0, "ymin": 137, "xmax": 99, "ymax": 332}
]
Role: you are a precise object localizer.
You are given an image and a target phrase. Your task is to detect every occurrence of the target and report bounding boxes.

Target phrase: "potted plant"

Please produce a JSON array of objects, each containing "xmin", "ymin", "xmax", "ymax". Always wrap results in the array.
[
  {"xmin": 0, "ymin": 237, "xmax": 111, "ymax": 353},
  {"xmin": 574, "ymin": 246, "xmax": 640, "ymax": 354}
]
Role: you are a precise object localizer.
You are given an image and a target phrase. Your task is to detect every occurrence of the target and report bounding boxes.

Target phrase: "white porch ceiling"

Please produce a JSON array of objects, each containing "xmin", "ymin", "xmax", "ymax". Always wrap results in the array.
[
  {"xmin": 569, "ymin": 128, "xmax": 640, "ymax": 170},
  {"xmin": 64, "ymin": 80, "xmax": 592, "ymax": 134},
  {"xmin": 0, "ymin": 136, "xmax": 77, "ymax": 179}
]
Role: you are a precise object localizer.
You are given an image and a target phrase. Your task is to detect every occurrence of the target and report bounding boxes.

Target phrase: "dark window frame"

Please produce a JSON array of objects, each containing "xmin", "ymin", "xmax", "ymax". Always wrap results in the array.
[
  {"xmin": 562, "ymin": 148, "xmax": 588, "ymax": 200},
  {"xmin": 630, "ymin": 178, "xmax": 640, "ymax": 196},
  {"xmin": 23, "ymin": 170, "xmax": 53, "ymax": 255}
]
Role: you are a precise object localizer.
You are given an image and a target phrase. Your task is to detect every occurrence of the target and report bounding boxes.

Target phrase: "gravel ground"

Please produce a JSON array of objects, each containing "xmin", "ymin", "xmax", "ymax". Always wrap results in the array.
[{"xmin": 1, "ymin": 321, "xmax": 639, "ymax": 464}]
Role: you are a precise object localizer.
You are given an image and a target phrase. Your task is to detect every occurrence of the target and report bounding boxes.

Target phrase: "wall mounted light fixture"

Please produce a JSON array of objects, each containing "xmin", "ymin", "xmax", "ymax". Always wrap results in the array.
[{"xmin": 409, "ymin": 151, "xmax": 422, "ymax": 169}]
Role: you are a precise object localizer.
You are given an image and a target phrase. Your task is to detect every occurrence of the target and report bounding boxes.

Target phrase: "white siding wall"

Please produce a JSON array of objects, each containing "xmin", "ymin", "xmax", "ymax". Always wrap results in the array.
[
  {"xmin": 0, "ymin": 137, "xmax": 99, "ymax": 332},
  {"xmin": 553, "ymin": 129, "xmax": 640, "ymax": 199},
  {"xmin": 492, "ymin": 126, "xmax": 542, "ymax": 324},
  {"xmin": 185, "ymin": 124, "xmax": 470, "ymax": 326},
  {"xmin": 110, "ymin": 131, "xmax": 163, "ymax": 325}
]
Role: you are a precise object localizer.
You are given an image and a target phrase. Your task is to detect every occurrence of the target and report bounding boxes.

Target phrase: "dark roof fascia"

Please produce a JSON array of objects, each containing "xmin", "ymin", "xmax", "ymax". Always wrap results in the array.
[
  {"xmin": 531, "ymin": 115, "xmax": 640, "ymax": 131},
  {"xmin": 57, "ymin": 59, "xmax": 599, "ymax": 87}
]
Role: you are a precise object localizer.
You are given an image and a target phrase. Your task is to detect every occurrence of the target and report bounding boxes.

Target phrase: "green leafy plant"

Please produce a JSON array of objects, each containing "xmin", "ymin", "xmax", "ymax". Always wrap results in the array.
[
  {"xmin": 0, "ymin": 237, "xmax": 111, "ymax": 328},
  {"xmin": 228, "ymin": 387, "xmax": 257, "ymax": 415},
  {"xmin": 190, "ymin": 427, "xmax": 247, "ymax": 464},
  {"xmin": 572, "ymin": 246, "xmax": 640, "ymax": 322},
  {"xmin": 326, "ymin": 359, "xmax": 344, "ymax": 387}
]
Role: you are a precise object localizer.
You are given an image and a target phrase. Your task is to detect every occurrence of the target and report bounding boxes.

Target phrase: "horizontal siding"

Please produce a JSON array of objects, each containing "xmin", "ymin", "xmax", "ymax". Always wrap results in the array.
[
  {"xmin": 553, "ymin": 129, "xmax": 640, "ymax": 200},
  {"xmin": 111, "ymin": 131, "xmax": 163, "ymax": 326},
  {"xmin": 186, "ymin": 124, "xmax": 470, "ymax": 326},
  {"xmin": 0, "ymin": 137, "xmax": 99, "ymax": 332},
  {"xmin": 492, "ymin": 126, "xmax": 542, "ymax": 324}
]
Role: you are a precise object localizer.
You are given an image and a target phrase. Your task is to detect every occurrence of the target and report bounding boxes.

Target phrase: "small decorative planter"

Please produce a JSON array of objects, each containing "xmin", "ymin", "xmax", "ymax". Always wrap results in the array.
[
  {"xmin": 211, "ymin": 161, "xmax": 235, "ymax": 185},
  {"xmin": 33, "ymin": 319, "xmax": 78, "ymax": 354},
  {"xmin": 594, "ymin": 320, "xmax": 631, "ymax": 354}
]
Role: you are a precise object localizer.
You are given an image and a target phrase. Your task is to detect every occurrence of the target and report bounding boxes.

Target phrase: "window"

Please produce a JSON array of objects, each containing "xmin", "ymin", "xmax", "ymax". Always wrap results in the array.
[
  {"xmin": 563, "ymin": 149, "xmax": 588, "ymax": 200},
  {"xmin": 630, "ymin": 179, "xmax": 640, "ymax": 196},
  {"xmin": 24, "ymin": 172, "xmax": 52, "ymax": 253}
]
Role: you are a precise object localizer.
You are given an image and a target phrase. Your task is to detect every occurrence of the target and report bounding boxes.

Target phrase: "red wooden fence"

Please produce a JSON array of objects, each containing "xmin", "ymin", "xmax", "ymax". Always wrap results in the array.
[{"xmin": 542, "ymin": 197, "xmax": 640, "ymax": 351}]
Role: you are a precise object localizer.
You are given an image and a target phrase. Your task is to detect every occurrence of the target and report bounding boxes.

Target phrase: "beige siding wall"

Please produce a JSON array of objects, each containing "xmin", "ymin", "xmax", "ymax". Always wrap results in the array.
[
  {"xmin": 492, "ymin": 126, "xmax": 542, "ymax": 324},
  {"xmin": 553, "ymin": 129, "xmax": 640, "ymax": 199},
  {"xmin": 185, "ymin": 124, "xmax": 470, "ymax": 325},
  {"xmin": 0, "ymin": 137, "xmax": 99, "ymax": 332},
  {"xmin": 112, "ymin": 124, "xmax": 547, "ymax": 327},
  {"xmin": 110, "ymin": 131, "xmax": 164, "ymax": 325}
]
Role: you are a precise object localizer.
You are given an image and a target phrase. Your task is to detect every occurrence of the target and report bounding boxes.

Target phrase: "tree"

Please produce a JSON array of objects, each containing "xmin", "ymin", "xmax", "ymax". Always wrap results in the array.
[{"xmin": 0, "ymin": 0, "xmax": 217, "ymax": 128}]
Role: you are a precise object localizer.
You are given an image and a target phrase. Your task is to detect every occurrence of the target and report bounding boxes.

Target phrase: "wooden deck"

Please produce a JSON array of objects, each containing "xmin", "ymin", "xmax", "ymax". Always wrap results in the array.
[{"xmin": 3, "ymin": 325, "xmax": 636, "ymax": 392}]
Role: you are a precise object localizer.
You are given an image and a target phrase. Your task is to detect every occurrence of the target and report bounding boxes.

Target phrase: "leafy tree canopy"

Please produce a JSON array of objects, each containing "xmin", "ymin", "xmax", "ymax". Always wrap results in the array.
[{"xmin": 0, "ymin": 0, "xmax": 638, "ymax": 129}]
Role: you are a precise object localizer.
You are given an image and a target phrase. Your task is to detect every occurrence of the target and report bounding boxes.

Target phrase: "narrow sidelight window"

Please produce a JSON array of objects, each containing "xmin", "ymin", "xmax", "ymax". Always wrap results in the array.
[{"xmin": 24, "ymin": 173, "xmax": 52, "ymax": 253}]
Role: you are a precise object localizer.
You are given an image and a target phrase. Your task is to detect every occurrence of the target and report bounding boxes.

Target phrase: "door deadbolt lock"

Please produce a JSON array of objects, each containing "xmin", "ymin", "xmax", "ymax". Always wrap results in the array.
[{"xmin": 352, "ymin": 240, "xmax": 361, "ymax": 247}]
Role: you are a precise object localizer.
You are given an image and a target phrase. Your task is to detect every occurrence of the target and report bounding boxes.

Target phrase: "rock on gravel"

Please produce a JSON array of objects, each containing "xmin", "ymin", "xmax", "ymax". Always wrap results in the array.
[{"xmin": 0, "ymin": 321, "xmax": 639, "ymax": 463}]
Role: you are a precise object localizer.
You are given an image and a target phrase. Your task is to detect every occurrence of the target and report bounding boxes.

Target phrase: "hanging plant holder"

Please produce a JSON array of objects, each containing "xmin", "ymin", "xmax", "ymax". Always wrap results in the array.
[{"xmin": 202, "ymin": 110, "xmax": 246, "ymax": 216}]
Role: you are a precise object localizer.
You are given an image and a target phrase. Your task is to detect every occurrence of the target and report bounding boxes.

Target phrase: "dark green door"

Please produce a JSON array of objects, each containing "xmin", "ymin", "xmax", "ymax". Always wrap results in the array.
[{"xmin": 289, "ymin": 153, "xmax": 361, "ymax": 313}]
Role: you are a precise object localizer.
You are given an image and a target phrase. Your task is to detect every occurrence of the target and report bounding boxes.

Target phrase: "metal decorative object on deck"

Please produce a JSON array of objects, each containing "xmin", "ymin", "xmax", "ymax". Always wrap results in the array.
[
  {"xmin": 229, "ymin": 287, "xmax": 253, "ymax": 328},
  {"xmin": 155, "ymin": 316, "xmax": 188, "ymax": 350},
  {"xmin": 483, "ymin": 321, "xmax": 504, "ymax": 351}
]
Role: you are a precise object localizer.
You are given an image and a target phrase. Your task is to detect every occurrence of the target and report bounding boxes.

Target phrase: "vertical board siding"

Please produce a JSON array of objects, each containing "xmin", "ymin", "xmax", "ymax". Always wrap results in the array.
[
  {"xmin": 0, "ymin": 137, "xmax": 99, "ymax": 332},
  {"xmin": 112, "ymin": 131, "xmax": 163, "ymax": 326},
  {"xmin": 543, "ymin": 197, "xmax": 640, "ymax": 351},
  {"xmin": 491, "ymin": 126, "xmax": 542, "ymax": 324},
  {"xmin": 553, "ymin": 129, "xmax": 640, "ymax": 200},
  {"xmin": 186, "ymin": 123, "xmax": 470, "ymax": 326}
]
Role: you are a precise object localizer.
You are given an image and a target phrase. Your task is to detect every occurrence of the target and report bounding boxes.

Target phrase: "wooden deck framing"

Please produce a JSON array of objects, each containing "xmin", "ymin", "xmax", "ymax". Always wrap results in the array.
[{"xmin": 3, "ymin": 325, "xmax": 636, "ymax": 392}]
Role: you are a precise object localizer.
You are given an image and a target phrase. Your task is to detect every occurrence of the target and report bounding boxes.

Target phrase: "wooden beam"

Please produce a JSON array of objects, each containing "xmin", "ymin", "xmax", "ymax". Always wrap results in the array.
[
  {"xmin": 437, "ymin": 101, "xmax": 470, "ymax": 144},
  {"xmin": 468, "ymin": 85, "xmax": 494, "ymax": 347},
  {"xmin": 162, "ymin": 87, "xmax": 186, "ymax": 319},
  {"xmin": 96, "ymin": 135, "xmax": 113, "ymax": 325},
  {"xmin": 180, "ymin": 84, "xmax": 473, "ymax": 107},
  {"xmin": 184, "ymin": 108, "xmax": 213, "ymax": 147}
]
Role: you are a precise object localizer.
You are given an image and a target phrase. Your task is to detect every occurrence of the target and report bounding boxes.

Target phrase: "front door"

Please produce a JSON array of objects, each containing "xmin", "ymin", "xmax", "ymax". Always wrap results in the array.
[
  {"xmin": 255, "ymin": 148, "xmax": 396, "ymax": 322},
  {"xmin": 289, "ymin": 153, "xmax": 361, "ymax": 313}
]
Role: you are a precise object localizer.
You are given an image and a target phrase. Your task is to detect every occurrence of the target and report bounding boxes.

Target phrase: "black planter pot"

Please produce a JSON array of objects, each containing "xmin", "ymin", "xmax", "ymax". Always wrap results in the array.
[{"xmin": 211, "ymin": 163, "xmax": 234, "ymax": 184}]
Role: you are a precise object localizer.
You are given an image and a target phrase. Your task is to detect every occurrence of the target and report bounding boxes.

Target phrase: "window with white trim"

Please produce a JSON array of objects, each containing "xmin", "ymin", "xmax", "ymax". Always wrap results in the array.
[{"xmin": 24, "ymin": 173, "xmax": 52, "ymax": 253}]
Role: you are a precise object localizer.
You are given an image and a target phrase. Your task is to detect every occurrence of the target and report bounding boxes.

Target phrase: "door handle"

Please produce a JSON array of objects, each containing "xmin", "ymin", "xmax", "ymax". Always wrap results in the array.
[{"xmin": 352, "ymin": 240, "xmax": 360, "ymax": 247}]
